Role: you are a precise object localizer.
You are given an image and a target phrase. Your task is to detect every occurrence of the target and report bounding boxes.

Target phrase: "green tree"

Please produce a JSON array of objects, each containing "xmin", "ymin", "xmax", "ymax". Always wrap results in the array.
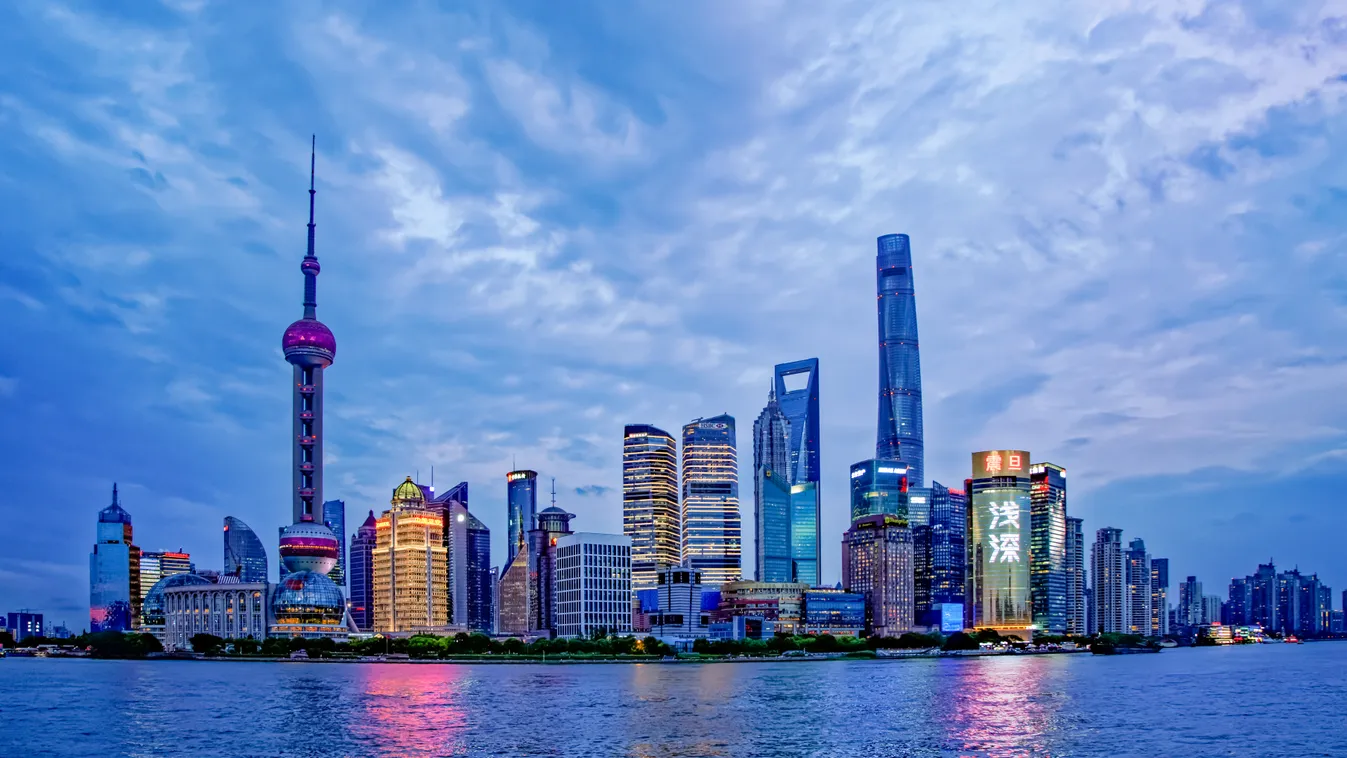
[
  {"xmin": 190, "ymin": 634, "xmax": 226, "ymax": 655},
  {"xmin": 261, "ymin": 637, "xmax": 291, "ymax": 657},
  {"xmin": 942, "ymin": 632, "xmax": 980, "ymax": 651}
]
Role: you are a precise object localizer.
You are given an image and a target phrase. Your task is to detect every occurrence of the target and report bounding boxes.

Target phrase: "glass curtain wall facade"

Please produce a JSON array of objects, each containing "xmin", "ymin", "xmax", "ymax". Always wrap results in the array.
[
  {"xmin": 349, "ymin": 510, "xmax": 377, "ymax": 631},
  {"xmin": 1125, "ymin": 538, "xmax": 1152, "ymax": 635},
  {"xmin": 919, "ymin": 482, "xmax": 966, "ymax": 632},
  {"xmin": 774, "ymin": 359, "xmax": 820, "ymax": 485},
  {"xmin": 1151, "ymin": 557, "xmax": 1170, "ymax": 636},
  {"xmin": 223, "ymin": 516, "xmax": 269, "ymax": 583},
  {"xmin": 1065, "ymin": 516, "xmax": 1087, "ymax": 635},
  {"xmin": 789, "ymin": 482, "xmax": 820, "ymax": 586},
  {"xmin": 849, "ymin": 459, "xmax": 909, "ymax": 523},
  {"xmin": 875, "ymin": 234, "xmax": 924, "ymax": 487},
  {"xmin": 1029, "ymin": 463, "xmax": 1068, "ymax": 634},
  {"xmin": 322, "ymin": 499, "xmax": 346, "ymax": 586},
  {"xmin": 506, "ymin": 470, "xmax": 538, "ymax": 567},
  {"xmin": 681, "ymin": 415, "xmax": 741, "ymax": 587},
  {"xmin": 968, "ymin": 451, "xmax": 1032, "ymax": 632},
  {"xmin": 622, "ymin": 425, "xmax": 680, "ymax": 592},
  {"xmin": 752, "ymin": 393, "xmax": 791, "ymax": 582},
  {"xmin": 90, "ymin": 485, "xmax": 141, "ymax": 633}
]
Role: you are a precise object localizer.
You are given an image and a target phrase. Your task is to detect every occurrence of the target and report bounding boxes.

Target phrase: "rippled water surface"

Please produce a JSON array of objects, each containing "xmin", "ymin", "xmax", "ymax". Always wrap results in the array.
[{"xmin": 3, "ymin": 644, "xmax": 1345, "ymax": 757}]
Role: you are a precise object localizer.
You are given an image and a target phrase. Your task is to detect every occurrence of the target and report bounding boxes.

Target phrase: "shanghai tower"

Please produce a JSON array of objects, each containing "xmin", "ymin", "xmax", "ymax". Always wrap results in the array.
[{"xmin": 875, "ymin": 233, "xmax": 924, "ymax": 487}]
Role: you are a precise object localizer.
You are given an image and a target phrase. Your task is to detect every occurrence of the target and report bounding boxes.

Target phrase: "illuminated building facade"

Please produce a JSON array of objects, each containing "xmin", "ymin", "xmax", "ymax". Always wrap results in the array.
[
  {"xmin": 681, "ymin": 415, "xmax": 741, "ymax": 587},
  {"xmin": 775, "ymin": 358, "xmax": 820, "ymax": 485},
  {"xmin": 715, "ymin": 581, "xmax": 807, "ymax": 634},
  {"xmin": 527, "ymin": 497, "xmax": 575, "ymax": 635},
  {"xmin": 914, "ymin": 482, "xmax": 966, "ymax": 633},
  {"xmin": 849, "ymin": 459, "xmax": 909, "ymax": 523},
  {"xmin": 6, "ymin": 611, "xmax": 44, "ymax": 643},
  {"xmin": 802, "ymin": 588, "xmax": 866, "ymax": 636},
  {"xmin": 753, "ymin": 391, "xmax": 791, "ymax": 582},
  {"xmin": 224, "ymin": 517, "xmax": 269, "ymax": 583},
  {"xmin": 1124, "ymin": 538, "xmax": 1152, "ymax": 635},
  {"xmin": 139, "ymin": 550, "xmax": 192, "ymax": 604},
  {"xmin": 1091, "ymin": 527, "xmax": 1126, "ymax": 634},
  {"xmin": 842, "ymin": 514, "xmax": 914, "ymax": 638},
  {"xmin": 968, "ymin": 451, "xmax": 1032, "ymax": 633},
  {"xmin": 372, "ymin": 477, "xmax": 449, "ymax": 632},
  {"xmin": 348, "ymin": 510, "xmax": 376, "ymax": 631},
  {"xmin": 1178, "ymin": 575, "xmax": 1203, "ymax": 628},
  {"xmin": 90, "ymin": 484, "xmax": 142, "ymax": 633},
  {"xmin": 789, "ymin": 482, "xmax": 819, "ymax": 586},
  {"xmin": 622, "ymin": 425, "xmax": 680, "ymax": 592},
  {"xmin": 555, "ymin": 533, "xmax": 632, "ymax": 638},
  {"xmin": 1030, "ymin": 463, "xmax": 1068, "ymax": 635},
  {"xmin": 270, "ymin": 571, "xmax": 347, "ymax": 640},
  {"xmin": 1065, "ymin": 516, "xmax": 1087, "ymax": 635},
  {"xmin": 322, "ymin": 499, "xmax": 346, "ymax": 586},
  {"xmin": 497, "ymin": 552, "xmax": 531, "ymax": 636},
  {"xmin": 875, "ymin": 233, "xmax": 924, "ymax": 486},
  {"xmin": 163, "ymin": 579, "xmax": 276, "ymax": 649},
  {"xmin": 1151, "ymin": 557, "xmax": 1170, "ymax": 636},
  {"xmin": 424, "ymin": 482, "xmax": 492, "ymax": 633},
  {"xmin": 506, "ymin": 470, "xmax": 538, "ymax": 566}
]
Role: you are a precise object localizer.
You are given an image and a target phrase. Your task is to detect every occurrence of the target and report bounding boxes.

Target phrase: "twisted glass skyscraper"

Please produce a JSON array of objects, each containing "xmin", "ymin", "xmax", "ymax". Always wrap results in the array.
[{"xmin": 875, "ymin": 234, "xmax": 924, "ymax": 487}]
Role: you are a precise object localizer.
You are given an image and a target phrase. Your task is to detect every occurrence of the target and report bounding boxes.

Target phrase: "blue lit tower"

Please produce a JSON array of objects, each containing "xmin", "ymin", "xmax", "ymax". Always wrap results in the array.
[
  {"xmin": 506, "ymin": 470, "xmax": 539, "ymax": 566},
  {"xmin": 875, "ymin": 234, "xmax": 924, "ymax": 487},
  {"xmin": 282, "ymin": 137, "xmax": 337, "ymax": 526},
  {"xmin": 773, "ymin": 359, "xmax": 820, "ymax": 485}
]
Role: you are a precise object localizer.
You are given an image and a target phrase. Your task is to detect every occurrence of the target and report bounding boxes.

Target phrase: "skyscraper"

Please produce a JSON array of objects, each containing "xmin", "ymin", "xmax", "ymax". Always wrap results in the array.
[
  {"xmin": 349, "ymin": 510, "xmax": 377, "ymax": 631},
  {"xmin": 89, "ymin": 484, "xmax": 141, "ymax": 633},
  {"xmin": 875, "ymin": 234, "xmax": 924, "ymax": 487},
  {"xmin": 506, "ymin": 470, "xmax": 538, "ymax": 566},
  {"xmin": 1065, "ymin": 516, "xmax": 1087, "ymax": 635},
  {"xmin": 681, "ymin": 415, "xmax": 741, "ymax": 587},
  {"xmin": 322, "ymin": 499, "xmax": 346, "ymax": 586},
  {"xmin": 1029, "ymin": 462, "xmax": 1067, "ymax": 635},
  {"xmin": 282, "ymin": 138, "xmax": 337, "ymax": 527},
  {"xmin": 529, "ymin": 495, "xmax": 574, "ymax": 635},
  {"xmin": 373, "ymin": 477, "xmax": 450, "ymax": 632},
  {"xmin": 753, "ymin": 390, "xmax": 791, "ymax": 582},
  {"xmin": 968, "ymin": 451, "xmax": 1032, "ymax": 633},
  {"xmin": 1178, "ymin": 575, "xmax": 1203, "ymax": 628},
  {"xmin": 916, "ymin": 482, "xmax": 967, "ymax": 632},
  {"xmin": 774, "ymin": 359, "xmax": 820, "ymax": 485},
  {"xmin": 849, "ymin": 459, "xmax": 909, "ymax": 523},
  {"xmin": 1091, "ymin": 528, "xmax": 1126, "ymax": 634},
  {"xmin": 555, "ymin": 532, "xmax": 632, "ymax": 638},
  {"xmin": 223, "ymin": 517, "xmax": 268, "ymax": 583},
  {"xmin": 623, "ymin": 425, "xmax": 680, "ymax": 592},
  {"xmin": 139, "ymin": 550, "xmax": 190, "ymax": 603},
  {"xmin": 842, "ymin": 514, "xmax": 914, "ymax": 637},
  {"xmin": 1150, "ymin": 557, "xmax": 1170, "ymax": 637},
  {"xmin": 1124, "ymin": 538, "xmax": 1152, "ymax": 635}
]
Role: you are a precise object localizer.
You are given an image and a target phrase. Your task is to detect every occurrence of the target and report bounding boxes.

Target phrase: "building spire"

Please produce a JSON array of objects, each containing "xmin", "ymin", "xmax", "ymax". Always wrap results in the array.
[
  {"xmin": 112, "ymin": 482, "xmax": 119, "ymax": 506},
  {"xmin": 302, "ymin": 135, "xmax": 319, "ymax": 319},
  {"xmin": 768, "ymin": 377, "xmax": 776, "ymax": 403},
  {"xmin": 551, "ymin": 477, "xmax": 557, "ymax": 508}
]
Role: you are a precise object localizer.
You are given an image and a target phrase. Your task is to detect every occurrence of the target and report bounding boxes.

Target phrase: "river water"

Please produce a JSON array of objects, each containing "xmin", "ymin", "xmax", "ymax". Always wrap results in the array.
[{"xmin": 2, "ymin": 644, "xmax": 1343, "ymax": 757}]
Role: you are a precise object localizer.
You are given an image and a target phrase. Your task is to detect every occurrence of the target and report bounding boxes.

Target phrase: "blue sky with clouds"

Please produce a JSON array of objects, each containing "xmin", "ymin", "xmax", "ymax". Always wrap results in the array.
[{"xmin": 2, "ymin": 0, "xmax": 1345, "ymax": 625}]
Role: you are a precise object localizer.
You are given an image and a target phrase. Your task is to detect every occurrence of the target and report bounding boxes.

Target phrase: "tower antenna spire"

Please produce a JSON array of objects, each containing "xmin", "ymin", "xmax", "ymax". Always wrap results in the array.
[
  {"xmin": 302, "ymin": 134, "xmax": 318, "ymax": 319},
  {"xmin": 112, "ymin": 482, "xmax": 119, "ymax": 506},
  {"xmin": 551, "ymin": 477, "xmax": 557, "ymax": 508}
]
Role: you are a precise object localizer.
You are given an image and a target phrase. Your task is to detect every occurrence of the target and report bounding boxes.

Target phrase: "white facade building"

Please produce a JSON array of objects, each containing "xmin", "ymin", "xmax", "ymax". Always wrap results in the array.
[
  {"xmin": 556, "ymin": 532, "xmax": 633, "ymax": 638},
  {"xmin": 162, "ymin": 579, "xmax": 270, "ymax": 651}
]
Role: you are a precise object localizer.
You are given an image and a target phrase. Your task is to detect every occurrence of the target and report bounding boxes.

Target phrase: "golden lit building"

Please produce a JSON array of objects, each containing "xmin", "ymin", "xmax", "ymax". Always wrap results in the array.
[{"xmin": 372, "ymin": 477, "xmax": 449, "ymax": 633}]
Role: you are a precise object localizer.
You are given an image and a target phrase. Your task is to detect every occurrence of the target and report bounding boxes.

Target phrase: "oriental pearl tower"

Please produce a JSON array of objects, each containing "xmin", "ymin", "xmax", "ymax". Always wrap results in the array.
[{"xmin": 277, "ymin": 137, "xmax": 341, "ymax": 579}]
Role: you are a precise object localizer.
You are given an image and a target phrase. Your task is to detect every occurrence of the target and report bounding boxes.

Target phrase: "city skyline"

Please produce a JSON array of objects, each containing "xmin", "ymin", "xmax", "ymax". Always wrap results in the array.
[{"xmin": 3, "ymin": 3, "xmax": 1346, "ymax": 621}]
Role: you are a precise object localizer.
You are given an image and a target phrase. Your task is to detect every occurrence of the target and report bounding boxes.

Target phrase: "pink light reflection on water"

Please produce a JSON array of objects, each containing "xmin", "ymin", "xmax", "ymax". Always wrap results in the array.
[
  {"xmin": 938, "ymin": 655, "xmax": 1073, "ymax": 758},
  {"xmin": 349, "ymin": 663, "xmax": 473, "ymax": 756}
]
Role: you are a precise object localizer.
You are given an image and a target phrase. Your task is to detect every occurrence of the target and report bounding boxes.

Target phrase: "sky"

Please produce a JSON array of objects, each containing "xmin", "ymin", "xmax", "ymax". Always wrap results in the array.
[{"xmin": 2, "ymin": 0, "xmax": 1346, "ymax": 626}]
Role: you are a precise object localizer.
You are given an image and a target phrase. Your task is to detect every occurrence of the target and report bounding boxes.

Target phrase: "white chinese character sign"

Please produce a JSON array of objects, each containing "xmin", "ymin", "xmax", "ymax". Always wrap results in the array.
[{"xmin": 971, "ymin": 451, "xmax": 1033, "ymax": 628}]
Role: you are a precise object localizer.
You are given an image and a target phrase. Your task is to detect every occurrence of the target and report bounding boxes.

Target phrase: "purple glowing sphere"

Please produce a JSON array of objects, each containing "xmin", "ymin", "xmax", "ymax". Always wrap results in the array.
[
  {"xmin": 282, "ymin": 318, "xmax": 336, "ymax": 358},
  {"xmin": 301, "ymin": 258, "xmax": 321, "ymax": 276}
]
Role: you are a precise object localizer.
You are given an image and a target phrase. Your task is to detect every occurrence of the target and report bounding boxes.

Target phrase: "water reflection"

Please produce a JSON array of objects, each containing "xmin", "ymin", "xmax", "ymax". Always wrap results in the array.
[
  {"xmin": 351, "ymin": 664, "xmax": 471, "ymax": 755},
  {"xmin": 939, "ymin": 656, "xmax": 1069, "ymax": 757}
]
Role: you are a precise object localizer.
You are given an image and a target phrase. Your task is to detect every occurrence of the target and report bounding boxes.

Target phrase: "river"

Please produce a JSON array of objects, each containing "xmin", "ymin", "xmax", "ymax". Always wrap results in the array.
[{"xmin": 2, "ymin": 643, "xmax": 1343, "ymax": 756}]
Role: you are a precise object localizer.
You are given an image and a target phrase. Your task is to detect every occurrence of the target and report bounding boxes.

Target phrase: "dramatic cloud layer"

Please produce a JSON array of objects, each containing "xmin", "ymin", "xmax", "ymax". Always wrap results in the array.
[{"xmin": 2, "ymin": 0, "xmax": 1345, "ymax": 622}]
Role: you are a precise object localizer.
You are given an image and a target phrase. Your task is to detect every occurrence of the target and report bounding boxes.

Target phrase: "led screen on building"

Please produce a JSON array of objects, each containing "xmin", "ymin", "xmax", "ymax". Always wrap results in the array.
[{"xmin": 969, "ymin": 451, "xmax": 1032, "ymax": 631}]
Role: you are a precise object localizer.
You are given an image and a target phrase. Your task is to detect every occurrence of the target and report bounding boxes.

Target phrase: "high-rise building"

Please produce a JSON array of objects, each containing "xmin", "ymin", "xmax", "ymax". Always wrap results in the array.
[
  {"xmin": 1202, "ymin": 595, "xmax": 1222, "ymax": 626},
  {"xmin": 914, "ymin": 482, "xmax": 967, "ymax": 632},
  {"xmin": 1065, "ymin": 516, "xmax": 1087, "ymax": 635},
  {"xmin": 849, "ymin": 459, "xmax": 909, "ymax": 523},
  {"xmin": 650, "ymin": 566, "xmax": 708, "ymax": 640},
  {"xmin": 1226, "ymin": 577, "xmax": 1252, "ymax": 626},
  {"xmin": 7, "ymin": 611, "xmax": 43, "ymax": 643},
  {"xmin": 1251, "ymin": 561, "xmax": 1278, "ymax": 630},
  {"xmin": 1091, "ymin": 527, "xmax": 1126, "ymax": 634},
  {"xmin": 1124, "ymin": 538, "xmax": 1152, "ymax": 636},
  {"xmin": 1150, "ymin": 558, "xmax": 1170, "ymax": 637},
  {"xmin": 525, "ymin": 487, "xmax": 575, "ymax": 636},
  {"xmin": 281, "ymin": 140, "xmax": 336, "ymax": 526},
  {"xmin": 348, "ymin": 510, "xmax": 377, "ymax": 631},
  {"xmin": 774, "ymin": 359, "xmax": 821, "ymax": 485},
  {"xmin": 788, "ymin": 481, "xmax": 820, "ymax": 586},
  {"xmin": 322, "ymin": 499, "xmax": 346, "ymax": 586},
  {"xmin": 372, "ymin": 477, "xmax": 449, "ymax": 632},
  {"xmin": 842, "ymin": 514, "xmax": 915, "ymax": 638},
  {"xmin": 753, "ymin": 390, "xmax": 791, "ymax": 582},
  {"xmin": 1178, "ymin": 576, "xmax": 1203, "ymax": 628},
  {"xmin": 223, "ymin": 517, "xmax": 269, "ymax": 583},
  {"xmin": 681, "ymin": 415, "xmax": 740, "ymax": 587},
  {"xmin": 1029, "ymin": 463, "xmax": 1068, "ymax": 635},
  {"xmin": 426, "ymin": 483, "xmax": 493, "ymax": 634},
  {"xmin": 875, "ymin": 235, "xmax": 924, "ymax": 487},
  {"xmin": 555, "ymin": 533, "xmax": 632, "ymax": 638},
  {"xmin": 968, "ymin": 451, "xmax": 1032, "ymax": 633},
  {"xmin": 622, "ymin": 425, "xmax": 680, "ymax": 592},
  {"xmin": 139, "ymin": 550, "xmax": 191, "ymax": 603},
  {"xmin": 506, "ymin": 470, "xmax": 538, "ymax": 566},
  {"xmin": 90, "ymin": 484, "xmax": 142, "ymax": 633}
]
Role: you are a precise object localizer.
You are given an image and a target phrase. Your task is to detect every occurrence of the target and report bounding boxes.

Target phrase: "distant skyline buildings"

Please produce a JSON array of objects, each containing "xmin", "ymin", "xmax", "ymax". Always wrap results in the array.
[
  {"xmin": 349, "ymin": 510, "xmax": 376, "ymax": 631},
  {"xmin": 622, "ymin": 424, "xmax": 681, "ymax": 592},
  {"xmin": 89, "ymin": 485, "xmax": 140, "ymax": 633},
  {"xmin": 1125, "ymin": 538, "xmax": 1152, "ymax": 636},
  {"xmin": 1065, "ymin": 516, "xmax": 1087, "ymax": 635},
  {"xmin": 753, "ymin": 389, "xmax": 791, "ymax": 582},
  {"xmin": 849, "ymin": 459, "xmax": 909, "ymax": 523},
  {"xmin": 875, "ymin": 233, "xmax": 925, "ymax": 487},
  {"xmin": 1091, "ymin": 527, "xmax": 1126, "ymax": 634},
  {"xmin": 681, "ymin": 415, "xmax": 741, "ymax": 587},
  {"xmin": 1151, "ymin": 557, "xmax": 1170, "ymax": 637},
  {"xmin": 505, "ymin": 470, "xmax": 538, "ymax": 567},
  {"xmin": 1030, "ymin": 462, "xmax": 1067, "ymax": 635},
  {"xmin": 322, "ymin": 499, "xmax": 346, "ymax": 586}
]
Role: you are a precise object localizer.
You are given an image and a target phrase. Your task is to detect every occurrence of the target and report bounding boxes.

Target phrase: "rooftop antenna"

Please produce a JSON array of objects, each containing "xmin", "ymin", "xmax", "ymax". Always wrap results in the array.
[
  {"xmin": 551, "ymin": 477, "xmax": 557, "ymax": 508},
  {"xmin": 512, "ymin": 454, "xmax": 516, "ymax": 471},
  {"xmin": 431, "ymin": 465, "xmax": 435, "ymax": 489},
  {"xmin": 112, "ymin": 482, "xmax": 119, "ymax": 506}
]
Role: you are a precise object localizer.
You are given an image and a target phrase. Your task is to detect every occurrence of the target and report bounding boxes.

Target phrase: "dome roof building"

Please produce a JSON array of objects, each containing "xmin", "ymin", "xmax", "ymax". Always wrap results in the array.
[
  {"xmin": 271, "ymin": 570, "xmax": 348, "ymax": 639},
  {"xmin": 392, "ymin": 476, "xmax": 426, "ymax": 509},
  {"xmin": 278, "ymin": 521, "xmax": 340, "ymax": 575},
  {"xmin": 141, "ymin": 572, "xmax": 213, "ymax": 628}
]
